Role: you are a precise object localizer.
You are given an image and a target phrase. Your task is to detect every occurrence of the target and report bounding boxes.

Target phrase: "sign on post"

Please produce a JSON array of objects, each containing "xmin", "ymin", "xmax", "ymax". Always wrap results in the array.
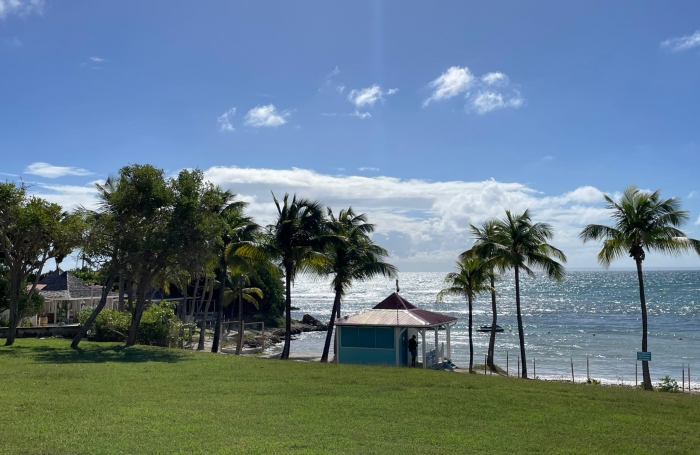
[{"xmin": 637, "ymin": 351, "xmax": 651, "ymax": 362}]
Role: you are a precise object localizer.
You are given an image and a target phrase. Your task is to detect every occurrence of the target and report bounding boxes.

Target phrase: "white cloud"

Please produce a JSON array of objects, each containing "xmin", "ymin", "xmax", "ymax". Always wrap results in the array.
[
  {"xmin": 688, "ymin": 191, "xmax": 698, "ymax": 199},
  {"xmin": 217, "ymin": 107, "xmax": 236, "ymax": 132},
  {"xmin": 696, "ymin": 215, "xmax": 700, "ymax": 226},
  {"xmin": 25, "ymin": 162, "xmax": 94, "ymax": 178},
  {"xmin": 481, "ymin": 72, "xmax": 508, "ymax": 86},
  {"xmin": 350, "ymin": 110, "xmax": 371, "ymax": 119},
  {"xmin": 424, "ymin": 66, "xmax": 525, "ymax": 114},
  {"xmin": 423, "ymin": 66, "xmax": 475, "ymax": 106},
  {"xmin": 471, "ymin": 90, "xmax": 524, "ymax": 114},
  {"xmin": 336, "ymin": 84, "xmax": 345, "ymax": 94},
  {"xmin": 327, "ymin": 66, "xmax": 341, "ymax": 78},
  {"xmin": 543, "ymin": 155, "xmax": 554, "ymax": 161},
  {"xmin": 347, "ymin": 85, "xmax": 383, "ymax": 108},
  {"xmin": 31, "ymin": 183, "xmax": 100, "ymax": 210},
  {"xmin": 661, "ymin": 31, "xmax": 700, "ymax": 52},
  {"xmin": 347, "ymin": 85, "xmax": 398, "ymax": 109},
  {"xmin": 201, "ymin": 166, "xmax": 627, "ymax": 270},
  {"xmin": 358, "ymin": 167, "xmax": 379, "ymax": 172},
  {"xmin": 0, "ymin": 0, "xmax": 43, "ymax": 20},
  {"xmin": 244, "ymin": 104, "xmax": 290, "ymax": 127},
  {"xmin": 90, "ymin": 57, "xmax": 105, "ymax": 62}
]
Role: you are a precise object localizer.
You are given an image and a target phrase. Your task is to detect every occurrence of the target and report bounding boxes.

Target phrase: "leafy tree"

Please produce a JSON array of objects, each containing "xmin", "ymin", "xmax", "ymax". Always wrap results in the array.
[
  {"xmin": 580, "ymin": 185, "xmax": 700, "ymax": 391},
  {"xmin": 462, "ymin": 219, "xmax": 502, "ymax": 371},
  {"xmin": 0, "ymin": 182, "xmax": 83, "ymax": 345},
  {"xmin": 437, "ymin": 256, "xmax": 493, "ymax": 373},
  {"xmin": 222, "ymin": 272, "xmax": 263, "ymax": 355},
  {"xmin": 320, "ymin": 207, "xmax": 397, "ymax": 363},
  {"xmin": 493, "ymin": 210, "xmax": 566, "ymax": 379},
  {"xmin": 0, "ymin": 265, "xmax": 45, "ymax": 324}
]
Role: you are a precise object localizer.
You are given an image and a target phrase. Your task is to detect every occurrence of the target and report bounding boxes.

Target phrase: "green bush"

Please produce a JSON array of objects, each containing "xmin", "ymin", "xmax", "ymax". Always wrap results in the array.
[
  {"xmin": 657, "ymin": 375, "xmax": 680, "ymax": 393},
  {"xmin": 138, "ymin": 301, "xmax": 182, "ymax": 346},
  {"xmin": 78, "ymin": 301, "xmax": 182, "ymax": 346},
  {"xmin": 78, "ymin": 308, "xmax": 130, "ymax": 342},
  {"xmin": 0, "ymin": 316, "xmax": 8, "ymax": 327}
]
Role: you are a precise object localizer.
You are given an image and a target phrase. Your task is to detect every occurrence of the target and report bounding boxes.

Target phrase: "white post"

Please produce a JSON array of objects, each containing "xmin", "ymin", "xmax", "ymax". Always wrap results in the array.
[
  {"xmin": 434, "ymin": 327, "xmax": 439, "ymax": 363},
  {"xmin": 421, "ymin": 328, "xmax": 426, "ymax": 369},
  {"xmin": 446, "ymin": 324, "xmax": 451, "ymax": 360}
]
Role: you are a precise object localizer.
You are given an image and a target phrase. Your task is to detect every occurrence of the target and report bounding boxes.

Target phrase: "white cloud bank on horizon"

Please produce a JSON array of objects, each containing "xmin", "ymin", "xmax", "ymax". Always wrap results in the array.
[
  {"xmin": 29, "ymin": 166, "xmax": 700, "ymax": 270},
  {"xmin": 25, "ymin": 162, "xmax": 94, "ymax": 178},
  {"xmin": 661, "ymin": 30, "xmax": 700, "ymax": 52},
  {"xmin": 0, "ymin": 0, "xmax": 43, "ymax": 20},
  {"xmin": 424, "ymin": 66, "xmax": 524, "ymax": 114}
]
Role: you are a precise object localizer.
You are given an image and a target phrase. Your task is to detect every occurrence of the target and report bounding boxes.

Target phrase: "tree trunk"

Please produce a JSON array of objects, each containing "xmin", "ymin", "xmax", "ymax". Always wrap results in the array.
[
  {"xmin": 281, "ymin": 264, "xmax": 292, "ymax": 360},
  {"xmin": 71, "ymin": 275, "xmax": 116, "ymax": 348},
  {"xmin": 181, "ymin": 279, "xmax": 189, "ymax": 322},
  {"xmin": 468, "ymin": 295, "xmax": 474, "ymax": 373},
  {"xmin": 197, "ymin": 277, "xmax": 215, "ymax": 350},
  {"xmin": 118, "ymin": 275, "xmax": 125, "ymax": 312},
  {"xmin": 487, "ymin": 273, "xmax": 497, "ymax": 371},
  {"xmin": 188, "ymin": 276, "xmax": 201, "ymax": 320},
  {"xmin": 194, "ymin": 277, "xmax": 208, "ymax": 319},
  {"xmin": 126, "ymin": 280, "xmax": 134, "ymax": 314},
  {"xmin": 4, "ymin": 270, "xmax": 22, "ymax": 346},
  {"xmin": 126, "ymin": 285, "xmax": 147, "ymax": 346},
  {"xmin": 236, "ymin": 276, "xmax": 244, "ymax": 355},
  {"xmin": 321, "ymin": 288, "xmax": 341, "ymax": 362},
  {"xmin": 515, "ymin": 265, "xmax": 527, "ymax": 378},
  {"xmin": 636, "ymin": 258, "xmax": 653, "ymax": 391},
  {"xmin": 211, "ymin": 267, "xmax": 225, "ymax": 353},
  {"xmin": 335, "ymin": 301, "xmax": 341, "ymax": 319}
]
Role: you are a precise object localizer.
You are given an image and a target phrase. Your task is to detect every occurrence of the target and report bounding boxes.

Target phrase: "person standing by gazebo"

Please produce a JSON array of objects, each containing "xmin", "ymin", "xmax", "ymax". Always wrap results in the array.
[{"xmin": 408, "ymin": 335, "xmax": 418, "ymax": 367}]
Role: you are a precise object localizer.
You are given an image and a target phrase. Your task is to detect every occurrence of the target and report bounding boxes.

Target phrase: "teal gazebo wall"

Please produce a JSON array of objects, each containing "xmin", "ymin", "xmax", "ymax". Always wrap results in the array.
[{"xmin": 337, "ymin": 326, "xmax": 396, "ymax": 366}]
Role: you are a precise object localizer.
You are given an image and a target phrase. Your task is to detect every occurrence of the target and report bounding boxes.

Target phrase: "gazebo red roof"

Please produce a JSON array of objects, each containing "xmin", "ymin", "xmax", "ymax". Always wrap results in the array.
[
  {"xmin": 336, "ymin": 292, "xmax": 457, "ymax": 327},
  {"xmin": 372, "ymin": 292, "xmax": 417, "ymax": 310}
]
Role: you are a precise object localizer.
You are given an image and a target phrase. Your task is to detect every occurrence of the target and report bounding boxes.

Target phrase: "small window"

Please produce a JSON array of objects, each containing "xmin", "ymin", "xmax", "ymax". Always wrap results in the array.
[
  {"xmin": 340, "ymin": 326, "xmax": 359, "ymax": 347},
  {"xmin": 375, "ymin": 327, "xmax": 394, "ymax": 349}
]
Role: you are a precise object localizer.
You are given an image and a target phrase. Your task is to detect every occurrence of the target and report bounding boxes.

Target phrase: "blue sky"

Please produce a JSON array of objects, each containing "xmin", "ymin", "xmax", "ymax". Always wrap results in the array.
[{"xmin": 2, "ymin": 1, "xmax": 700, "ymax": 270}]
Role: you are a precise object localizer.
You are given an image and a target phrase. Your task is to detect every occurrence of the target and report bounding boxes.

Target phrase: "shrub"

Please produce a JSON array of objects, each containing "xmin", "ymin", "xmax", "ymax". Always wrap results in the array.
[
  {"xmin": 138, "ymin": 301, "xmax": 182, "ymax": 346},
  {"xmin": 0, "ymin": 316, "xmax": 8, "ymax": 327},
  {"xmin": 657, "ymin": 376, "xmax": 680, "ymax": 393},
  {"xmin": 78, "ymin": 308, "xmax": 130, "ymax": 342}
]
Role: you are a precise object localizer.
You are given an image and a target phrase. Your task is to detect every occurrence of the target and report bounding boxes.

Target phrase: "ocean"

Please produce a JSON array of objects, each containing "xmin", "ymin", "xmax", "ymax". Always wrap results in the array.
[{"xmin": 279, "ymin": 270, "xmax": 700, "ymax": 388}]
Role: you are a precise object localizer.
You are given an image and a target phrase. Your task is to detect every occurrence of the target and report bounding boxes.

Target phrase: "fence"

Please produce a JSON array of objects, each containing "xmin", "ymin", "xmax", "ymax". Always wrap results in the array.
[{"xmin": 472, "ymin": 351, "xmax": 696, "ymax": 393}]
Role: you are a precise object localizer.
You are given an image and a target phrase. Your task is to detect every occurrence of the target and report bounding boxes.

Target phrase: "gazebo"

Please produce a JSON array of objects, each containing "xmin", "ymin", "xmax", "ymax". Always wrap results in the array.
[{"xmin": 335, "ymin": 293, "xmax": 457, "ymax": 368}]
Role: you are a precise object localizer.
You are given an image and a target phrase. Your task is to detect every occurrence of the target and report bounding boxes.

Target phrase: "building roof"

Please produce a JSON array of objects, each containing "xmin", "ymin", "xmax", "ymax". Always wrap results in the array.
[
  {"xmin": 37, "ymin": 270, "xmax": 117, "ymax": 301},
  {"xmin": 336, "ymin": 292, "xmax": 457, "ymax": 328},
  {"xmin": 372, "ymin": 292, "xmax": 417, "ymax": 310}
]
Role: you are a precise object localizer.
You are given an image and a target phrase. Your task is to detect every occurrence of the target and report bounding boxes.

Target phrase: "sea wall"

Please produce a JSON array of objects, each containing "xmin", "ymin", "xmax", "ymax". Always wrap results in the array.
[{"xmin": 0, "ymin": 324, "xmax": 81, "ymax": 339}]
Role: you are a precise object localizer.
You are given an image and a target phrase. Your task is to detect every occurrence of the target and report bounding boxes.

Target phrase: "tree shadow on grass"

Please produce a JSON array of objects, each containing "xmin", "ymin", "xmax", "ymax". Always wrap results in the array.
[{"xmin": 0, "ymin": 343, "xmax": 190, "ymax": 365}]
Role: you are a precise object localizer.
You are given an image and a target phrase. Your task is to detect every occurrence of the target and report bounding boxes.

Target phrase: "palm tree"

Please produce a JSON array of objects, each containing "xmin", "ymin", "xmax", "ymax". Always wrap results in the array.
[
  {"xmin": 320, "ymin": 207, "xmax": 397, "ymax": 363},
  {"xmin": 437, "ymin": 256, "xmax": 493, "ymax": 373},
  {"xmin": 254, "ymin": 193, "xmax": 327, "ymax": 360},
  {"xmin": 221, "ymin": 271, "xmax": 263, "ymax": 355},
  {"xmin": 462, "ymin": 219, "xmax": 502, "ymax": 372},
  {"xmin": 207, "ymin": 189, "xmax": 251, "ymax": 353},
  {"xmin": 580, "ymin": 185, "xmax": 700, "ymax": 391},
  {"xmin": 494, "ymin": 210, "xmax": 566, "ymax": 379}
]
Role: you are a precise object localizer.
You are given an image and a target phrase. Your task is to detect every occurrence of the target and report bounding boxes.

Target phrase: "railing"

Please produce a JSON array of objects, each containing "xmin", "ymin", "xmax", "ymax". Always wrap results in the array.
[{"xmin": 424, "ymin": 342, "xmax": 445, "ymax": 368}]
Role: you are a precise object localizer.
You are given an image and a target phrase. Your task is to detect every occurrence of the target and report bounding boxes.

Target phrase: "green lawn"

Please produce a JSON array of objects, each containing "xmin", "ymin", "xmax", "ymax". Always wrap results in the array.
[{"xmin": 2, "ymin": 339, "xmax": 700, "ymax": 454}]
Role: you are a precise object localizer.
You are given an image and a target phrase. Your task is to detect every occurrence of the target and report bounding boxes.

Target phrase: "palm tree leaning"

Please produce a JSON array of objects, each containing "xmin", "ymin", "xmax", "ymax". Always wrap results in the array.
[
  {"xmin": 437, "ymin": 256, "xmax": 493, "ymax": 373},
  {"xmin": 494, "ymin": 210, "xmax": 566, "ymax": 379},
  {"xmin": 462, "ymin": 219, "xmax": 502, "ymax": 372},
  {"xmin": 320, "ymin": 207, "xmax": 397, "ymax": 363},
  {"xmin": 580, "ymin": 185, "xmax": 700, "ymax": 391},
  {"xmin": 255, "ymin": 193, "xmax": 327, "ymax": 360}
]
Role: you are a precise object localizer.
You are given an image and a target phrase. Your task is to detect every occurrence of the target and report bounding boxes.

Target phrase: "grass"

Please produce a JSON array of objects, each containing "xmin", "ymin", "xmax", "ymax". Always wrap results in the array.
[{"xmin": 2, "ymin": 339, "xmax": 700, "ymax": 454}]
